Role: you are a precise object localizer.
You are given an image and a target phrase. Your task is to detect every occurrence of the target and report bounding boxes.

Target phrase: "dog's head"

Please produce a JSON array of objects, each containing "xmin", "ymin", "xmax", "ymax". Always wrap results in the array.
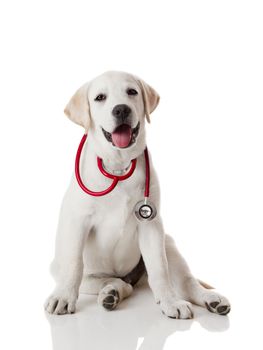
[{"xmin": 64, "ymin": 71, "xmax": 159, "ymax": 158}]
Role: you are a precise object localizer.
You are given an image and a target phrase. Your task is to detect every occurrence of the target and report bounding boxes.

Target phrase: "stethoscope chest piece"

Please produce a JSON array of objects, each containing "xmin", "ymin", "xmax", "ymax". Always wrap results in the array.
[{"xmin": 134, "ymin": 199, "xmax": 157, "ymax": 221}]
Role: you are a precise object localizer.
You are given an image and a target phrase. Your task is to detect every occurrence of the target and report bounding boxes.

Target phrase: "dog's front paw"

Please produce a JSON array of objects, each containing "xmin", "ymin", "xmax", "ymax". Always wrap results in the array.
[
  {"xmin": 44, "ymin": 288, "xmax": 78, "ymax": 315},
  {"xmin": 160, "ymin": 294, "xmax": 194, "ymax": 319},
  {"xmin": 203, "ymin": 291, "xmax": 231, "ymax": 316}
]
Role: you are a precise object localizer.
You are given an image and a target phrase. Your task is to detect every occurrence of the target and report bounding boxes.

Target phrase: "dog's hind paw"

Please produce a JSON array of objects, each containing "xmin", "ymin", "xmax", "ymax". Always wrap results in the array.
[
  {"xmin": 98, "ymin": 284, "xmax": 120, "ymax": 311},
  {"xmin": 203, "ymin": 291, "xmax": 231, "ymax": 315}
]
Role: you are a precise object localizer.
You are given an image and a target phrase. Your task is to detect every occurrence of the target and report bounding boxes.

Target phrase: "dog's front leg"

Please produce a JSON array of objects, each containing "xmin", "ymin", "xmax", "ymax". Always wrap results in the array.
[
  {"xmin": 45, "ymin": 203, "xmax": 89, "ymax": 315},
  {"xmin": 138, "ymin": 219, "xmax": 193, "ymax": 319}
]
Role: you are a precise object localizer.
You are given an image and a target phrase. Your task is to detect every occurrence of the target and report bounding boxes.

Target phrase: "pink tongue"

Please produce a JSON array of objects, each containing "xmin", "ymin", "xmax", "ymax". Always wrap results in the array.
[{"xmin": 112, "ymin": 124, "xmax": 132, "ymax": 148}]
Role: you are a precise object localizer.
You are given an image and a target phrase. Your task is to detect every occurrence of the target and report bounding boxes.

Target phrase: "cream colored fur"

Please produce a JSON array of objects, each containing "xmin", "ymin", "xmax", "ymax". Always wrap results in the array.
[{"xmin": 45, "ymin": 71, "xmax": 230, "ymax": 318}]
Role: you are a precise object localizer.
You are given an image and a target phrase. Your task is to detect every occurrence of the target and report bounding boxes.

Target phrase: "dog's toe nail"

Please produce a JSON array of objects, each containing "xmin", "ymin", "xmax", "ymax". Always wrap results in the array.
[
  {"xmin": 187, "ymin": 306, "xmax": 194, "ymax": 318},
  {"xmin": 177, "ymin": 308, "xmax": 181, "ymax": 318}
]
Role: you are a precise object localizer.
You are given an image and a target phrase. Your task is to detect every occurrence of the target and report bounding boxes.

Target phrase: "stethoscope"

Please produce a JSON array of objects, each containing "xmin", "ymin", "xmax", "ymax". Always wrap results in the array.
[{"xmin": 75, "ymin": 134, "xmax": 157, "ymax": 221}]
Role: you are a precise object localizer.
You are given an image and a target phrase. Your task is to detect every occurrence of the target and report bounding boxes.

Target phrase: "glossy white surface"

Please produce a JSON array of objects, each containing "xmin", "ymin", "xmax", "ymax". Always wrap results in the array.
[
  {"xmin": 45, "ymin": 284, "xmax": 255, "ymax": 350},
  {"xmin": 47, "ymin": 286, "xmax": 221, "ymax": 350}
]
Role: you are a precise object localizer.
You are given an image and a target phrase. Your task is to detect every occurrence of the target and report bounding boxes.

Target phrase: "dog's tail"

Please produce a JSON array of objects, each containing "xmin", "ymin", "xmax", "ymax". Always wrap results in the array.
[{"xmin": 197, "ymin": 279, "xmax": 214, "ymax": 289}]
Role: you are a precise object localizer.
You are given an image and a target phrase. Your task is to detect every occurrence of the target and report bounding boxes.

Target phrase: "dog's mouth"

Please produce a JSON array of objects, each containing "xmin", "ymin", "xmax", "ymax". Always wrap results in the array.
[{"xmin": 102, "ymin": 122, "xmax": 140, "ymax": 148}]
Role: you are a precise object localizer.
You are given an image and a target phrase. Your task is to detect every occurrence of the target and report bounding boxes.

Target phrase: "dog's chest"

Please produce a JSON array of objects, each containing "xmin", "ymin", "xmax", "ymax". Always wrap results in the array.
[
  {"xmin": 80, "ymin": 154, "xmax": 146, "ymax": 275},
  {"xmin": 84, "ymin": 186, "xmax": 142, "ymax": 275},
  {"xmin": 92, "ymin": 187, "xmax": 139, "ymax": 245}
]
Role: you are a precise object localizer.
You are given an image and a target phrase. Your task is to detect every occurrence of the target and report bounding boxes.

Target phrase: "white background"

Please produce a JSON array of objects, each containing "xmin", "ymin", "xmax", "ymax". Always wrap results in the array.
[{"xmin": 0, "ymin": 0, "xmax": 263, "ymax": 349}]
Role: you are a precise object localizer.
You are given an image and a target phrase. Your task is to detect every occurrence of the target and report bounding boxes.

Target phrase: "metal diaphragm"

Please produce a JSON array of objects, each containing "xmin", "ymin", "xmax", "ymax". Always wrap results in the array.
[{"xmin": 134, "ymin": 200, "xmax": 157, "ymax": 221}]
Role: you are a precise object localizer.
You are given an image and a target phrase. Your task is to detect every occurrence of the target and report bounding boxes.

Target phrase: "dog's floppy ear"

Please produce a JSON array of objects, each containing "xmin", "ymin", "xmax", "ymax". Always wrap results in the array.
[
  {"xmin": 138, "ymin": 79, "xmax": 160, "ymax": 123},
  {"xmin": 64, "ymin": 83, "xmax": 91, "ymax": 131}
]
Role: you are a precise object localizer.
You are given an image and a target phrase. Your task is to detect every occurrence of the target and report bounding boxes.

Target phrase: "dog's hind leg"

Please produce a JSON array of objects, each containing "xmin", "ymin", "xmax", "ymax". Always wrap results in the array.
[
  {"xmin": 80, "ymin": 275, "xmax": 133, "ymax": 311},
  {"xmin": 165, "ymin": 234, "xmax": 231, "ymax": 316}
]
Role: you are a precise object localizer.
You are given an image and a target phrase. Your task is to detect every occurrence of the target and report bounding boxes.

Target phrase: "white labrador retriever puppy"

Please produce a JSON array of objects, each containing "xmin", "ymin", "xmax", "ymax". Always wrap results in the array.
[{"xmin": 45, "ymin": 71, "xmax": 231, "ymax": 318}]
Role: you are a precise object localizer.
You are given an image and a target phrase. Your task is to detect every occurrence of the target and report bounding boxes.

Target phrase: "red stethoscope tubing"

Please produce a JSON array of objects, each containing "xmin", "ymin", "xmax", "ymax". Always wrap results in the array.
[
  {"xmin": 75, "ymin": 134, "xmax": 150, "ymax": 197},
  {"xmin": 143, "ymin": 145, "xmax": 150, "ymax": 198}
]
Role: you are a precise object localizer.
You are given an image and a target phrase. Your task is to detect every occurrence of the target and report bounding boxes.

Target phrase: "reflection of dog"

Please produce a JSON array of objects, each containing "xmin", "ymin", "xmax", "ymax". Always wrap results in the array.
[
  {"xmin": 45, "ymin": 71, "xmax": 230, "ymax": 318},
  {"xmin": 46, "ymin": 287, "xmax": 229, "ymax": 350}
]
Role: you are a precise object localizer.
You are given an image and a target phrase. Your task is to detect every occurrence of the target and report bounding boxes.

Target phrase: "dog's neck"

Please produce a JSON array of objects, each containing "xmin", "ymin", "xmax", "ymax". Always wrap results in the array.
[
  {"xmin": 97, "ymin": 150, "xmax": 136, "ymax": 174},
  {"xmin": 102, "ymin": 159, "xmax": 132, "ymax": 176}
]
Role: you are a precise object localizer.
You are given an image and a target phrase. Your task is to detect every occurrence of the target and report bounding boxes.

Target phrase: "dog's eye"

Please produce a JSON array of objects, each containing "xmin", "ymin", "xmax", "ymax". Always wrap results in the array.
[
  {"xmin": 95, "ymin": 94, "xmax": 106, "ymax": 101},
  {"xmin": 127, "ymin": 88, "xmax": 138, "ymax": 96}
]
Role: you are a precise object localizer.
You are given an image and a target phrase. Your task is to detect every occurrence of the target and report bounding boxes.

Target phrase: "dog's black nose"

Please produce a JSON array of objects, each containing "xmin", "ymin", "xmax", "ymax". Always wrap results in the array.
[{"xmin": 112, "ymin": 104, "xmax": 131, "ymax": 120}]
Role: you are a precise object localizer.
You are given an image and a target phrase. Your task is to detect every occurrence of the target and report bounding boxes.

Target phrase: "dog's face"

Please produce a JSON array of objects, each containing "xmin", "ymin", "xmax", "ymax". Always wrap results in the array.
[
  {"xmin": 88, "ymin": 72, "xmax": 144, "ymax": 150},
  {"xmin": 64, "ymin": 71, "xmax": 159, "ymax": 157}
]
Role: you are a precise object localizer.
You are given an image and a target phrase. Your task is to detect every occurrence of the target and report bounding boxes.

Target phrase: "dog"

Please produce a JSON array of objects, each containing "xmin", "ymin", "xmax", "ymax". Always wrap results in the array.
[{"xmin": 45, "ymin": 71, "xmax": 231, "ymax": 318}]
